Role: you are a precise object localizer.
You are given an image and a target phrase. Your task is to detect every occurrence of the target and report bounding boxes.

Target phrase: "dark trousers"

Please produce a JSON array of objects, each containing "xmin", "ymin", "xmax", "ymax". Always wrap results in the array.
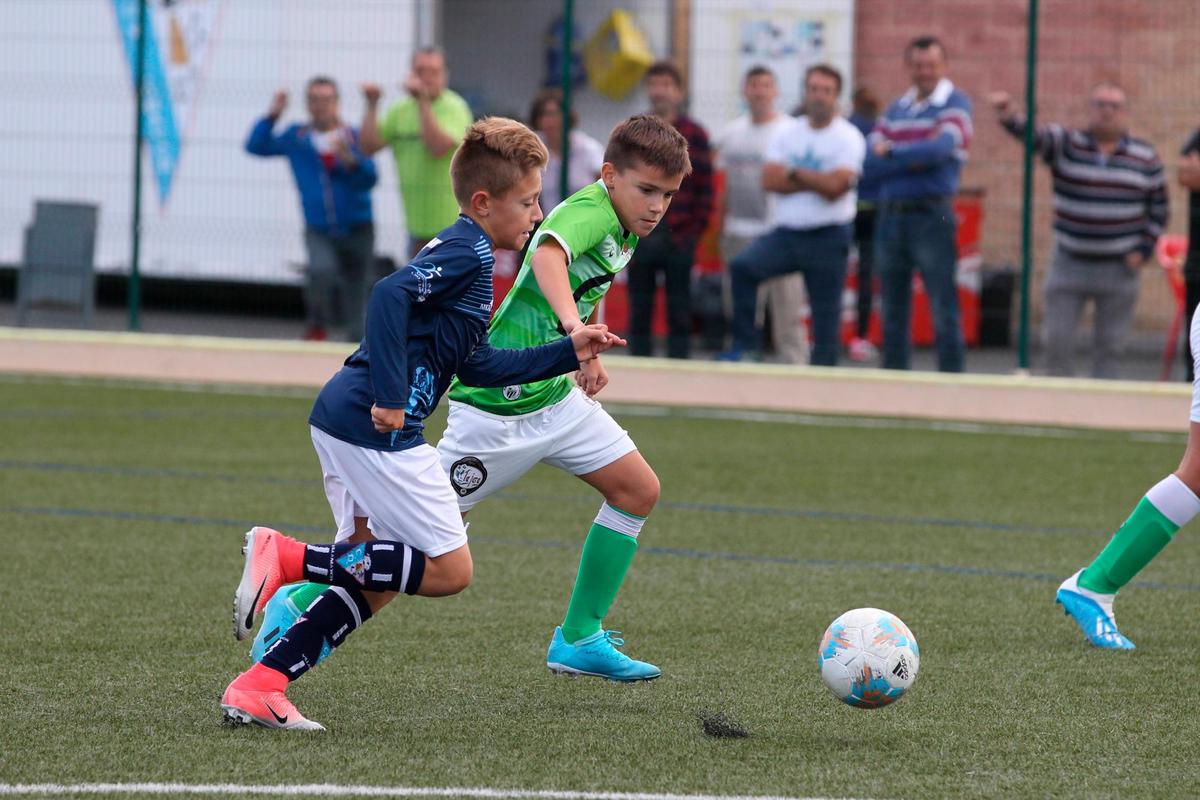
[
  {"xmin": 875, "ymin": 200, "xmax": 964, "ymax": 372},
  {"xmin": 853, "ymin": 206, "xmax": 877, "ymax": 339},
  {"xmin": 729, "ymin": 224, "xmax": 850, "ymax": 366},
  {"xmin": 304, "ymin": 223, "xmax": 374, "ymax": 342},
  {"xmin": 1185, "ymin": 256, "xmax": 1200, "ymax": 382},
  {"xmin": 628, "ymin": 226, "xmax": 695, "ymax": 359}
]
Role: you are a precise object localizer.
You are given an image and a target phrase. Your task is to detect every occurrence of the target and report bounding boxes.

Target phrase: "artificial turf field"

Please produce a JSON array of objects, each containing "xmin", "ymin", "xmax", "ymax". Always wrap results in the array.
[{"xmin": 2, "ymin": 374, "xmax": 1198, "ymax": 800}]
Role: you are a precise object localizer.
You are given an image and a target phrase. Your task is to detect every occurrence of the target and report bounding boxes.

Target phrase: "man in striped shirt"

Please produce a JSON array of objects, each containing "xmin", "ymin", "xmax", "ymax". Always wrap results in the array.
[
  {"xmin": 991, "ymin": 83, "xmax": 1168, "ymax": 378},
  {"xmin": 867, "ymin": 36, "xmax": 973, "ymax": 373}
]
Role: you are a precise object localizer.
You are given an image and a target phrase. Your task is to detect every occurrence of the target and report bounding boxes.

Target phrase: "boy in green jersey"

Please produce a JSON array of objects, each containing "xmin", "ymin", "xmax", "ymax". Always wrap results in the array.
[{"xmin": 439, "ymin": 115, "xmax": 691, "ymax": 681}]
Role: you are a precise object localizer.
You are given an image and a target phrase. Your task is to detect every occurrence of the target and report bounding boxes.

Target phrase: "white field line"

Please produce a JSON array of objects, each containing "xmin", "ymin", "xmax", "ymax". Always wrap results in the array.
[{"xmin": 0, "ymin": 784, "xmax": 871, "ymax": 800}]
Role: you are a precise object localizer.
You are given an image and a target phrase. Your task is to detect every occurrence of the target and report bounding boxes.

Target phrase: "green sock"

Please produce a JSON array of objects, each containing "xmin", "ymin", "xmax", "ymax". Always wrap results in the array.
[
  {"xmin": 1078, "ymin": 497, "xmax": 1178, "ymax": 594},
  {"xmin": 561, "ymin": 521, "xmax": 639, "ymax": 644},
  {"xmin": 286, "ymin": 581, "xmax": 326, "ymax": 612}
]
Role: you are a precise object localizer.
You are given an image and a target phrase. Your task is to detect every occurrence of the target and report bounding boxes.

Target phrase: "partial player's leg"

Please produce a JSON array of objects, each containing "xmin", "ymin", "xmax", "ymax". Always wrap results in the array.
[
  {"xmin": 224, "ymin": 435, "xmax": 472, "ymax": 729},
  {"xmin": 1056, "ymin": 308, "xmax": 1200, "ymax": 649},
  {"xmin": 540, "ymin": 393, "xmax": 661, "ymax": 681}
]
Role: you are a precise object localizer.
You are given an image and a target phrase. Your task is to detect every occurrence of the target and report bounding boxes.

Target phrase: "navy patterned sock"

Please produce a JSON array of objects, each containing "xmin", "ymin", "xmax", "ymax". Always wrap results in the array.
[
  {"xmin": 261, "ymin": 585, "xmax": 372, "ymax": 681},
  {"xmin": 302, "ymin": 540, "xmax": 426, "ymax": 595}
]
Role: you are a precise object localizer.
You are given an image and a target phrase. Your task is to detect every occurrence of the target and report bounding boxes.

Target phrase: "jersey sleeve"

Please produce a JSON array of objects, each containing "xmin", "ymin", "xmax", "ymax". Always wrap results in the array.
[
  {"xmin": 528, "ymin": 197, "xmax": 611, "ymax": 265},
  {"xmin": 366, "ymin": 239, "xmax": 485, "ymax": 409}
]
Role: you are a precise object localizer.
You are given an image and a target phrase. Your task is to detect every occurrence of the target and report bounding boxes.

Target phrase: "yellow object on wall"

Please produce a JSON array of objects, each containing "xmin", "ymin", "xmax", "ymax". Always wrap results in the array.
[{"xmin": 583, "ymin": 10, "xmax": 655, "ymax": 101}]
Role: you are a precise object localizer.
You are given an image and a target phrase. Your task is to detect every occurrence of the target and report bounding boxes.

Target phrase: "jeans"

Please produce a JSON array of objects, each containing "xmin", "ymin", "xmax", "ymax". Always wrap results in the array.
[
  {"xmin": 729, "ymin": 224, "xmax": 850, "ymax": 366},
  {"xmin": 627, "ymin": 225, "xmax": 695, "ymax": 359},
  {"xmin": 875, "ymin": 200, "xmax": 964, "ymax": 372},
  {"xmin": 304, "ymin": 223, "xmax": 375, "ymax": 342}
]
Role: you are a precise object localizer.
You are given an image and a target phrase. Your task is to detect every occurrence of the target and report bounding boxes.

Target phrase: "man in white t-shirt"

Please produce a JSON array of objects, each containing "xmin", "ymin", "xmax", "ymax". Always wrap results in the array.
[
  {"xmin": 718, "ymin": 64, "xmax": 865, "ymax": 366},
  {"xmin": 715, "ymin": 66, "xmax": 807, "ymax": 364}
]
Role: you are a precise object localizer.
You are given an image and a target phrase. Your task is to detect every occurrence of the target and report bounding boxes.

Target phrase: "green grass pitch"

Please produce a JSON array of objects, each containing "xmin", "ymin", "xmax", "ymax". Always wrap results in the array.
[{"xmin": 1, "ymin": 375, "xmax": 1198, "ymax": 799}]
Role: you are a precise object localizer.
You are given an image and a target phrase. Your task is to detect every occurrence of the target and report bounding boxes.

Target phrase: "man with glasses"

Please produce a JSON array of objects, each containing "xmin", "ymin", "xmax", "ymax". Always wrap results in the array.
[{"xmin": 990, "ymin": 83, "xmax": 1168, "ymax": 378}]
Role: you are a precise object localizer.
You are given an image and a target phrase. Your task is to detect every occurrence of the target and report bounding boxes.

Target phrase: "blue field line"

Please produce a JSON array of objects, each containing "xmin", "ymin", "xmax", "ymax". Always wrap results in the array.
[
  {"xmin": 0, "ymin": 459, "xmax": 1099, "ymax": 537},
  {"xmin": 4, "ymin": 505, "xmax": 1199, "ymax": 594}
]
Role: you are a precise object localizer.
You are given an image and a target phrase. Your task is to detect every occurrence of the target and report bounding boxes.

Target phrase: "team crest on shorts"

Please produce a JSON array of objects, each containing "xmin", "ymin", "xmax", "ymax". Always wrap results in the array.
[
  {"xmin": 503, "ymin": 385, "xmax": 521, "ymax": 401},
  {"xmin": 450, "ymin": 456, "xmax": 488, "ymax": 497}
]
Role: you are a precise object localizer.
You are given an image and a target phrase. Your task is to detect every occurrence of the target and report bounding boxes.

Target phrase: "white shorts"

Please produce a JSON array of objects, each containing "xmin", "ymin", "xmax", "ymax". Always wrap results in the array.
[
  {"xmin": 437, "ymin": 387, "xmax": 637, "ymax": 511},
  {"xmin": 310, "ymin": 426, "xmax": 468, "ymax": 557},
  {"xmin": 1191, "ymin": 306, "xmax": 1200, "ymax": 423}
]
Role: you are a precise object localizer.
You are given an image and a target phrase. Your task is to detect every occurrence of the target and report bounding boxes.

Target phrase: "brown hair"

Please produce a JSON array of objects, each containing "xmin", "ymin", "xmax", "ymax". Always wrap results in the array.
[
  {"xmin": 644, "ymin": 60, "xmax": 684, "ymax": 88},
  {"xmin": 527, "ymin": 88, "xmax": 577, "ymax": 131},
  {"xmin": 804, "ymin": 63, "xmax": 843, "ymax": 93},
  {"xmin": 450, "ymin": 117, "xmax": 550, "ymax": 206},
  {"xmin": 604, "ymin": 114, "xmax": 691, "ymax": 177}
]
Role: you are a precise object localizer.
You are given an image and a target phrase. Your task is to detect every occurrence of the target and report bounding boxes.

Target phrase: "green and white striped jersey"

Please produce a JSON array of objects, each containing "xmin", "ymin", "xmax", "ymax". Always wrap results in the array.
[{"xmin": 448, "ymin": 181, "xmax": 637, "ymax": 415}]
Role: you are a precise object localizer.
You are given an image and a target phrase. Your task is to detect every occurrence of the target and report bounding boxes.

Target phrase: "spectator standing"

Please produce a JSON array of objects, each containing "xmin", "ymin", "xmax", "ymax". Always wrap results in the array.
[
  {"xmin": 1179, "ymin": 130, "xmax": 1200, "ymax": 380},
  {"xmin": 360, "ymin": 46, "xmax": 473, "ymax": 258},
  {"xmin": 868, "ymin": 36, "xmax": 972, "ymax": 372},
  {"xmin": 528, "ymin": 88, "xmax": 604, "ymax": 213},
  {"xmin": 848, "ymin": 87, "xmax": 883, "ymax": 362},
  {"xmin": 991, "ymin": 83, "xmax": 1168, "ymax": 378},
  {"xmin": 715, "ymin": 66, "xmax": 807, "ymax": 364},
  {"xmin": 719, "ymin": 64, "xmax": 864, "ymax": 366},
  {"xmin": 627, "ymin": 61, "xmax": 714, "ymax": 359},
  {"xmin": 245, "ymin": 77, "xmax": 377, "ymax": 342}
]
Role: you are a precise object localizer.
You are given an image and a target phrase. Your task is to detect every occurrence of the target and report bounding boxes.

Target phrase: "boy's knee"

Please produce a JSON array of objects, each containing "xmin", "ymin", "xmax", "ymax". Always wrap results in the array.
[{"xmin": 614, "ymin": 473, "xmax": 660, "ymax": 517}]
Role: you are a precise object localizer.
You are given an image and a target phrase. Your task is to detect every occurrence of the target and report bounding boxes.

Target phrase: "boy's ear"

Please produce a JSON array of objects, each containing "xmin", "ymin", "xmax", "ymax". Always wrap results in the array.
[
  {"xmin": 600, "ymin": 161, "xmax": 617, "ymax": 189},
  {"xmin": 470, "ymin": 189, "xmax": 491, "ymax": 216}
]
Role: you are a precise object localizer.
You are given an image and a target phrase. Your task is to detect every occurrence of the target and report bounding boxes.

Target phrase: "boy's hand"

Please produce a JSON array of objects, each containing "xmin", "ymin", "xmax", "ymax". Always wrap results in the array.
[
  {"xmin": 570, "ymin": 323, "xmax": 626, "ymax": 363},
  {"xmin": 575, "ymin": 358, "xmax": 609, "ymax": 397},
  {"xmin": 370, "ymin": 404, "xmax": 406, "ymax": 433}
]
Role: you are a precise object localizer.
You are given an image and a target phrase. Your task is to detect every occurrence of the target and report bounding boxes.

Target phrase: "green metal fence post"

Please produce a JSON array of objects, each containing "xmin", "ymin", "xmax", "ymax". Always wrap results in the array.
[
  {"xmin": 127, "ymin": 0, "xmax": 146, "ymax": 332},
  {"xmin": 1017, "ymin": 0, "xmax": 1039, "ymax": 370},
  {"xmin": 559, "ymin": 0, "xmax": 574, "ymax": 204}
]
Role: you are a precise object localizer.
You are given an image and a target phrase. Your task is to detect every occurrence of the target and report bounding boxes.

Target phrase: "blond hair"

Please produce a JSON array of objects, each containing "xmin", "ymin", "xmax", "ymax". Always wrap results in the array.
[
  {"xmin": 604, "ymin": 115, "xmax": 691, "ymax": 177},
  {"xmin": 450, "ymin": 117, "xmax": 550, "ymax": 206}
]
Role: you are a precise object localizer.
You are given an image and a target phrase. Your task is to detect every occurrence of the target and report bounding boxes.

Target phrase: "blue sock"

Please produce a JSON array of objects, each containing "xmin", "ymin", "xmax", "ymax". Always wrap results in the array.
[
  {"xmin": 261, "ymin": 585, "xmax": 372, "ymax": 681},
  {"xmin": 302, "ymin": 540, "xmax": 426, "ymax": 595}
]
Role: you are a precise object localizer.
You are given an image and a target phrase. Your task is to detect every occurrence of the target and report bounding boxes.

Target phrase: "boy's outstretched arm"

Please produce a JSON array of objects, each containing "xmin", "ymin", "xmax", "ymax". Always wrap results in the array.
[{"xmin": 457, "ymin": 325, "xmax": 624, "ymax": 388}]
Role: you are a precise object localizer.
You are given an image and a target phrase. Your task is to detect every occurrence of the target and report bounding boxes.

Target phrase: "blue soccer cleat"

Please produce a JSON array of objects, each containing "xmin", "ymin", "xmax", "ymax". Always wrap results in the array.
[
  {"xmin": 250, "ymin": 582, "xmax": 333, "ymax": 665},
  {"xmin": 1056, "ymin": 570, "xmax": 1135, "ymax": 650},
  {"xmin": 546, "ymin": 627, "xmax": 661, "ymax": 682}
]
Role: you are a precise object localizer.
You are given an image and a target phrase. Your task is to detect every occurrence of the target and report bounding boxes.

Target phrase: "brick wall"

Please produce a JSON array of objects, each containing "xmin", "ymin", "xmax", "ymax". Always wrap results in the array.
[{"xmin": 854, "ymin": 0, "xmax": 1199, "ymax": 332}]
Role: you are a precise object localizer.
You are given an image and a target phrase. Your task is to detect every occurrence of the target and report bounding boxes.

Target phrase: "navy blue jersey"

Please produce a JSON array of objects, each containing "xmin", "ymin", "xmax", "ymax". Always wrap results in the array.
[{"xmin": 309, "ymin": 215, "xmax": 579, "ymax": 451}]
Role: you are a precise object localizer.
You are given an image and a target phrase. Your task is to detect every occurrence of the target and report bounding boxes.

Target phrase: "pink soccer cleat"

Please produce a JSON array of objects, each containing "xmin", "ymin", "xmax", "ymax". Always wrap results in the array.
[
  {"xmin": 220, "ymin": 667, "xmax": 324, "ymax": 731},
  {"xmin": 232, "ymin": 527, "xmax": 305, "ymax": 641}
]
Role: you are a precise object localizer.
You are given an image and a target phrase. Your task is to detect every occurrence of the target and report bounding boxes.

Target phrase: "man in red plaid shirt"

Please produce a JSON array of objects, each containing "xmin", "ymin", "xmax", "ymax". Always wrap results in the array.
[{"xmin": 626, "ymin": 61, "xmax": 714, "ymax": 359}]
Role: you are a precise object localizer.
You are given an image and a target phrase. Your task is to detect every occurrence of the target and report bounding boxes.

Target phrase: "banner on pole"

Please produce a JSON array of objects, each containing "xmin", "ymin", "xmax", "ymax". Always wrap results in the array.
[{"xmin": 112, "ymin": 0, "xmax": 223, "ymax": 207}]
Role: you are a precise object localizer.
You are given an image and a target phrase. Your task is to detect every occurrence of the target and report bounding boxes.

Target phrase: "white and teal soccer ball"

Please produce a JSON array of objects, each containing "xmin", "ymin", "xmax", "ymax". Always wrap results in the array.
[{"xmin": 818, "ymin": 607, "xmax": 920, "ymax": 709}]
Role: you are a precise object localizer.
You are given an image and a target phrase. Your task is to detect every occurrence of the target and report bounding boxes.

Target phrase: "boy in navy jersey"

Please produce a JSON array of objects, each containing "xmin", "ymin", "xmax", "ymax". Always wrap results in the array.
[{"xmin": 220, "ymin": 118, "xmax": 624, "ymax": 730}]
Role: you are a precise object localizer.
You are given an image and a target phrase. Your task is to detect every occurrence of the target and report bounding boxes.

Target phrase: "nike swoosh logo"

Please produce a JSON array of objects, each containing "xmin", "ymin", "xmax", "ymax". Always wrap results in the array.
[
  {"xmin": 245, "ymin": 577, "xmax": 266, "ymax": 630},
  {"xmin": 265, "ymin": 702, "xmax": 288, "ymax": 725}
]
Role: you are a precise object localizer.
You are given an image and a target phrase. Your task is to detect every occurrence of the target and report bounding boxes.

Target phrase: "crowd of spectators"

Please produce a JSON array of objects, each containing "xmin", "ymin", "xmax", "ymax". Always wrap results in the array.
[{"xmin": 248, "ymin": 36, "xmax": 1194, "ymax": 380}]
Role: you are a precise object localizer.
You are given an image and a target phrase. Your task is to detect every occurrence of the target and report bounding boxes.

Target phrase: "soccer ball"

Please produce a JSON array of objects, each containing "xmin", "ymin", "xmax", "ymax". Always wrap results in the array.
[{"xmin": 818, "ymin": 607, "xmax": 920, "ymax": 709}]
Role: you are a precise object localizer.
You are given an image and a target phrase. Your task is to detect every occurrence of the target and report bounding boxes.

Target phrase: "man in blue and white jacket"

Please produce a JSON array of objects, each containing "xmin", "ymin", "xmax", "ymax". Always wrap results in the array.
[
  {"xmin": 867, "ymin": 36, "xmax": 973, "ymax": 373},
  {"xmin": 246, "ymin": 76, "xmax": 378, "ymax": 342}
]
